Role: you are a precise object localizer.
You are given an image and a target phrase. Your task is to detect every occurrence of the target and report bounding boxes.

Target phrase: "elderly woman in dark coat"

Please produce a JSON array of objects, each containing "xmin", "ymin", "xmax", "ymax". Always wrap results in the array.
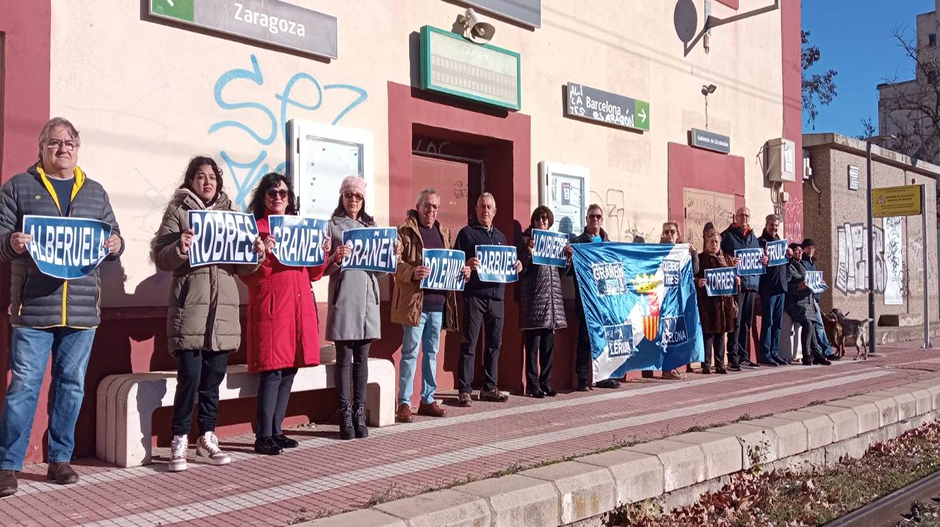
[
  {"xmin": 785, "ymin": 243, "xmax": 831, "ymax": 366},
  {"xmin": 695, "ymin": 229, "xmax": 737, "ymax": 374},
  {"xmin": 518, "ymin": 206, "xmax": 569, "ymax": 398}
]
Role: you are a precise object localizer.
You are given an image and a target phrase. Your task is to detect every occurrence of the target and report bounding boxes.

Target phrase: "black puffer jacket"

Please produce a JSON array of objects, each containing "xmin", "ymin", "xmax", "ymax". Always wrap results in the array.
[
  {"xmin": 784, "ymin": 257, "xmax": 815, "ymax": 322},
  {"xmin": 0, "ymin": 165, "xmax": 123, "ymax": 328},
  {"xmin": 518, "ymin": 227, "xmax": 567, "ymax": 330}
]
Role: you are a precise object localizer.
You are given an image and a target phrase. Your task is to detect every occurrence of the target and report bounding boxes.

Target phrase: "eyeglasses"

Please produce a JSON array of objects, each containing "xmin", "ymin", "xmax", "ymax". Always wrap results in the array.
[
  {"xmin": 45, "ymin": 139, "xmax": 79, "ymax": 151},
  {"xmin": 588, "ymin": 214, "xmax": 603, "ymax": 220},
  {"xmin": 266, "ymin": 189, "xmax": 289, "ymax": 199},
  {"xmin": 663, "ymin": 229, "xmax": 678, "ymax": 234},
  {"xmin": 343, "ymin": 191, "xmax": 364, "ymax": 201}
]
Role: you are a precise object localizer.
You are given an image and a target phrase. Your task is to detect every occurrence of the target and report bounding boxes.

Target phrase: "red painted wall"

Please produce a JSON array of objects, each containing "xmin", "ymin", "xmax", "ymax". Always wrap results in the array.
[
  {"xmin": 0, "ymin": 0, "xmax": 51, "ymax": 464},
  {"xmin": 781, "ymin": 0, "xmax": 804, "ymax": 242},
  {"xmin": 666, "ymin": 143, "xmax": 746, "ymax": 229}
]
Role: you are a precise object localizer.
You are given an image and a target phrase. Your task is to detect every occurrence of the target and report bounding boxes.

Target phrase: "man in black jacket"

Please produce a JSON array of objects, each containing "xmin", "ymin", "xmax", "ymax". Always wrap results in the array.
[
  {"xmin": 0, "ymin": 118, "xmax": 124, "ymax": 496},
  {"xmin": 757, "ymin": 214, "xmax": 789, "ymax": 366},
  {"xmin": 569, "ymin": 204, "xmax": 621, "ymax": 391},
  {"xmin": 801, "ymin": 239, "xmax": 835, "ymax": 359},
  {"xmin": 721, "ymin": 207, "xmax": 766, "ymax": 370},
  {"xmin": 454, "ymin": 193, "xmax": 521, "ymax": 407}
]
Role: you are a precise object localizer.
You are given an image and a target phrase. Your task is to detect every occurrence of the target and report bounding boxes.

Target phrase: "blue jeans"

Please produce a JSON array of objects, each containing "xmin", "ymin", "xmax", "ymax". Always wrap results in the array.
[
  {"xmin": 398, "ymin": 311, "xmax": 443, "ymax": 406},
  {"xmin": 759, "ymin": 293, "xmax": 785, "ymax": 362},
  {"xmin": 0, "ymin": 327, "xmax": 96, "ymax": 470},
  {"xmin": 814, "ymin": 299, "xmax": 834, "ymax": 356}
]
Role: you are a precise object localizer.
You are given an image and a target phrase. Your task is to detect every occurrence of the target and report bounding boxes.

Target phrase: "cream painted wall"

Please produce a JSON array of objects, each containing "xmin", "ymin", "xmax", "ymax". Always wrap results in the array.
[{"xmin": 48, "ymin": 0, "xmax": 784, "ymax": 306}]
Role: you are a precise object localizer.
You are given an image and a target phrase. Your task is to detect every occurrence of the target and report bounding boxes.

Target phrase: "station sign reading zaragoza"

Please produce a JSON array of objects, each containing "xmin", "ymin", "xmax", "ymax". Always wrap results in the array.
[
  {"xmin": 565, "ymin": 83, "xmax": 650, "ymax": 132},
  {"xmin": 149, "ymin": 0, "xmax": 337, "ymax": 59}
]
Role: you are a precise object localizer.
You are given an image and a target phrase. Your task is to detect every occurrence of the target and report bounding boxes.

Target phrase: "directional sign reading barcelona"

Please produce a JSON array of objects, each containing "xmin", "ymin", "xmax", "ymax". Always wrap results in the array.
[
  {"xmin": 149, "ymin": 0, "xmax": 338, "ymax": 59},
  {"xmin": 565, "ymin": 82, "xmax": 650, "ymax": 132},
  {"xmin": 872, "ymin": 184, "xmax": 923, "ymax": 218}
]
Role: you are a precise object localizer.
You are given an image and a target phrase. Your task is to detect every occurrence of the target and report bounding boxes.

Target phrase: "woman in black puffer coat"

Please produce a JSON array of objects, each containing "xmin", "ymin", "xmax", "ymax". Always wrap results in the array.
[{"xmin": 519, "ymin": 206, "xmax": 569, "ymax": 398}]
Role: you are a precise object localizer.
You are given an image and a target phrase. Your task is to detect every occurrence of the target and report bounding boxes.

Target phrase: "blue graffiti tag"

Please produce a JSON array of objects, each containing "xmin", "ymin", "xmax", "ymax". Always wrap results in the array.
[{"xmin": 210, "ymin": 55, "xmax": 368, "ymax": 210}]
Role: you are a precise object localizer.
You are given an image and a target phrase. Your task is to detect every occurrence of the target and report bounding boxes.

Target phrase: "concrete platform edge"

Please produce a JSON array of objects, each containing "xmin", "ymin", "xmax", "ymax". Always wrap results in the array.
[{"xmin": 293, "ymin": 379, "xmax": 940, "ymax": 527}]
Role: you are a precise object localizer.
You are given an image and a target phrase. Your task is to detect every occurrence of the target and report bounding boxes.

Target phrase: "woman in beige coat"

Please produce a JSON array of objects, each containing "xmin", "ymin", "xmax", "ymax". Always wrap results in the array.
[{"xmin": 151, "ymin": 156, "xmax": 264, "ymax": 472}]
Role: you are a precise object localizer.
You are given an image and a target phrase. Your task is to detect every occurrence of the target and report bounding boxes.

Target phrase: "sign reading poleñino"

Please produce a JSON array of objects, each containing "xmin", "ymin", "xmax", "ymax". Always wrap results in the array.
[
  {"xmin": 23, "ymin": 215, "xmax": 112, "ymax": 280},
  {"xmin": 421, "ymin": 248, "xmax": 466, "ymax": 291},
  {"xmin": 188, "ymin": 210, "xmax": 259, "ymax": 267}
]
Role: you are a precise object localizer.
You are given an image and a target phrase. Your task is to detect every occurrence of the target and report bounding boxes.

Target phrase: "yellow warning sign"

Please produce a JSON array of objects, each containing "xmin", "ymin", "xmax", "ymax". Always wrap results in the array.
[{"xmin": 872, "ymin": 185, "xmax": 923, "ymax": 218}]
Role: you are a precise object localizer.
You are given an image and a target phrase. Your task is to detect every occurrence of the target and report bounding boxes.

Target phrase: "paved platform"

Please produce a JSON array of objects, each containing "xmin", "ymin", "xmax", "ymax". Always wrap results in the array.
[{"xmin": 2, "ymin": 343, "xmax": 940, "ymax": 527}]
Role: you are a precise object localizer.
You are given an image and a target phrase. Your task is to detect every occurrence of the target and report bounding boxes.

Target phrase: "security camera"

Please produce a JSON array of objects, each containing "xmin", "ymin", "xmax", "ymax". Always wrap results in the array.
[{"xmin": 458, "ymin": 8, "xmax": 495, "ymax": 44}]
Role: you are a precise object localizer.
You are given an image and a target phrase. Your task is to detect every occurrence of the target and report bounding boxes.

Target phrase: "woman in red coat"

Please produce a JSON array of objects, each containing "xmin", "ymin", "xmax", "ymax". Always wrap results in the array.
[{"xmin": 241, "ymin": 173, "xmax": 330, "ymax": 455}]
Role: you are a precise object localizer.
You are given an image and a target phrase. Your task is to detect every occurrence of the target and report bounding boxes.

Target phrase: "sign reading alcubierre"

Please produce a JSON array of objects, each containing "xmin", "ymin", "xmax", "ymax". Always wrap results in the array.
[
  {"xmin": 565, "ymin": 83, "xmax": 650, "ymax": 132},
  {"xmin": 420, "ymin": 26, "xmax": 521, "ymax": 110},
  {"xmin": 149, "ymin": 0, "xmax": 338, "ymax": 59}
]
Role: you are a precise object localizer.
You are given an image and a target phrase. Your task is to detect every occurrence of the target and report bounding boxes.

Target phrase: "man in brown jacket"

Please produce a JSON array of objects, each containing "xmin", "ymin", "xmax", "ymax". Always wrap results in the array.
[{"xmin": 392, "ymin": 188, "xmax": 470, "ymax": 422}]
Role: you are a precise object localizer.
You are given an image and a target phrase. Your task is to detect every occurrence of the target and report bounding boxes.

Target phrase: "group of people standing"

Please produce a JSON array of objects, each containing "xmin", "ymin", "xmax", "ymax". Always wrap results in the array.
[
  {"xmin": 0, "ymin": 118, "xmax": 836, "ymax": 497},
  {"xmin": 695, "ymin": 208, "xmax": 834, "ymax": 376}
]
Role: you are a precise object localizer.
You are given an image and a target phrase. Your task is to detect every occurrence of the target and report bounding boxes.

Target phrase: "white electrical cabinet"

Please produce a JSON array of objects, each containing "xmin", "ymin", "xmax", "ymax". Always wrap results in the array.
[
  {"xmin": 288, "ymin": 119, "xmax": 374, "ymax": 218},
  {"xmin": 765, "ymin": 138, "xmax": 796, "ymax": 182}
]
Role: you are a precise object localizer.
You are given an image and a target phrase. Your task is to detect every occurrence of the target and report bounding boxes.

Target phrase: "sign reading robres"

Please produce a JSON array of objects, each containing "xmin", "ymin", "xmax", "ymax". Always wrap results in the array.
[
  {"xmin": 566, "ymin": 83, "xmax": 650, "ymax": 132},
  {"xmin": 420, "ymin": 26, "xmax": 521, "ymax": 110},
  {"xmin": 149, "ymin": 0, "xmax": 338, "ymax": 59}
]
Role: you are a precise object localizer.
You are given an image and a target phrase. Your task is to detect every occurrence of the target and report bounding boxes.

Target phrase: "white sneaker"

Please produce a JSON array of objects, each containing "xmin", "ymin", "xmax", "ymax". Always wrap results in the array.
[
  {"xmin": 196, "ymin": 431, "xmax": 231, "ymax": 466},
  {"xmin": 169, "ymin": 434, "xmax": 188, "ymax": 472}
]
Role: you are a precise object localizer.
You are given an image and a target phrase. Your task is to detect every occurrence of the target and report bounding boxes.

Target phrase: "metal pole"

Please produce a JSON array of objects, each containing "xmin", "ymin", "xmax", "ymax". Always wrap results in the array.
[
  {"xmin": 867, "ymin": 142, "xmax": 877, "ymax": 355},
  {"xmin": 922, "ymin": 183, "xmax": 932, "ymax": 348}
]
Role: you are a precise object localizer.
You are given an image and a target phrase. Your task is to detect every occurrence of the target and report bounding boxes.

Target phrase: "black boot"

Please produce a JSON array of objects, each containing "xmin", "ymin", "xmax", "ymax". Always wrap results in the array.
[
  {"xmin": 353, "ymin": 402, "xmax": 369, "ymax": 439},
  {"xmin": 339, "ymin": 403, "xmax": 355, "ymax": 440}
]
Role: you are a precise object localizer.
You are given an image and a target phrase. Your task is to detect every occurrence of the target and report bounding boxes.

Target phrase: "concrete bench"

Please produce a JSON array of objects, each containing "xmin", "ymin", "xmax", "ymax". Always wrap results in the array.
[{"xmin": 96, "ymin": 358, "xmax": 395, "ymax": 468}]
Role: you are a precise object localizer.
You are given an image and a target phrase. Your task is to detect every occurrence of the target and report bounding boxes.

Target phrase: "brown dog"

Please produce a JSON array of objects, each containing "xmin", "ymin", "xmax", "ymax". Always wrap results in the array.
[
  {"xmin": 832, "ymin": 308, "xmax": 872, "ymax": 360},
  {"xmin": 821, "ymin": 311, "xmax": 844, "ymax": 358}
]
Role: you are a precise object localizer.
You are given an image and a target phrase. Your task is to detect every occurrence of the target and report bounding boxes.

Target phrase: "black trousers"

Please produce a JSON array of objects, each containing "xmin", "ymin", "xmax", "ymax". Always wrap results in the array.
[
  {"xmin": 703, "ymin": 333, "xmax": 726, "ymax": 368},
  {"xmin": 458, "ymin": 295, "xmax": 504, "ymax": 394},
  {"xmin": 728, "ymin": 291, "xmax": 756, "ymax": 366},
  {"xmin": 256, "ymin": 368, "xmax": 297, "ymax": 438},
  {"xmin": 524, "ymin": 329, "xmax": 554, "ymax": 392},
  {"xmin": 335, "ymin": 340, "xmax": 371, "ymax": 408},
  {"xmin": 576, "ymin": 314, "xmax": 592, "ymax": 387},
  {"xmin": 171, "ymin": 349, "xmax": 229, "ymax": 436}
]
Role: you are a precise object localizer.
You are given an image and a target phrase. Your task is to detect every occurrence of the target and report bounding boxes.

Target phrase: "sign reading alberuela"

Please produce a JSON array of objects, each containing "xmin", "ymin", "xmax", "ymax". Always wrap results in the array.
[
  {"xmin": 565, "ymin": 82, "xmax": 650, "ymax": 132},
  {"xmin": 690, "ymin": 128, "xmax": 731, "ymax": 154},
  {"xmin": 149, "ymin": 0, "xmax": 338, "ymax": 59}
]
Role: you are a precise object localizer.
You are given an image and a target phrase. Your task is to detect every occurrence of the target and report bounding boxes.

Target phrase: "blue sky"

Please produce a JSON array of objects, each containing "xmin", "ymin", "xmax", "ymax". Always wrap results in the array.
[{"xmin": 801, "ymin": 0, "xmax": 935, "ymax": 136}]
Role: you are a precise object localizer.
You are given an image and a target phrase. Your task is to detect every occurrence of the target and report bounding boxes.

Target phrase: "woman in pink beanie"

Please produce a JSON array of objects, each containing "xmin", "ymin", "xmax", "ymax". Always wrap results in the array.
[{"xmin": 324, "ymin": 175, "xmax": 381, "ymax": 439}]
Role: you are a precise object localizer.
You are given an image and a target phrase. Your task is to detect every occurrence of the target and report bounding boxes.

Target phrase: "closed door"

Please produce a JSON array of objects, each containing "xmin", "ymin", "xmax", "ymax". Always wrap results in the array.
[
  {"xmin": 410, "ymin": 154, "xmax": 472, "ymax": 237},
  {"xmin": 683, "ymin": 188, "xmax": 735, "ymax": 250}
]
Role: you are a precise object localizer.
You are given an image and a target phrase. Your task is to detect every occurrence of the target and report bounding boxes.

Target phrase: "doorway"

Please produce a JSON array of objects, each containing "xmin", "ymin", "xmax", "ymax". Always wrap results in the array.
[{"xmin": 683, "ymin": 187, "xmax": 735, "ymax": 250}]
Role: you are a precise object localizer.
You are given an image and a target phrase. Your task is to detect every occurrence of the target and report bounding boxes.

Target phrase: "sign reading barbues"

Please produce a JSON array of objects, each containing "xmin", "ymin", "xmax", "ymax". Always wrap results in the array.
[{"xmin": 149, "ymin": 0, "xmax": 338, "ymax": 59}]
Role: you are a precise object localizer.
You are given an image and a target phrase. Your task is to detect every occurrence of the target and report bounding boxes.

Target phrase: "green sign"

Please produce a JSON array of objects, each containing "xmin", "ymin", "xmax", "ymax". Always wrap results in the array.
[
  {"xmin": 419, "ymin": 26, "xmax": 521, "ymax": 110},
  {"xmin": 148, "ymin": 0, "xmax": 338, "ymax": 59},
  {"xmin": 151, "ymin": 0, "xmax": 195, "ymax": 21},
  {"xmin": 565, "ymin": 83, "xmax": 650, "ymax": 132}
]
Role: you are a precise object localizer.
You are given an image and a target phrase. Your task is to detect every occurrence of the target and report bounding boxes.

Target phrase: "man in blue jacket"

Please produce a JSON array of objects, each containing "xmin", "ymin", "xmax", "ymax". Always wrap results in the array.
[
  {"xmin": 721, "ymin": 207, "xmax": 767, "ymax": 370},
  {"xmin": 757, "ymin": 214, "xmax": 789, "ymax": 366},
  {"xmin": 0, "ymin": 118, "xmax": 124, "ymax": 496},
  {"xmin": 454, "ymin": 193, "xmax": 522, "ymax": 407}
]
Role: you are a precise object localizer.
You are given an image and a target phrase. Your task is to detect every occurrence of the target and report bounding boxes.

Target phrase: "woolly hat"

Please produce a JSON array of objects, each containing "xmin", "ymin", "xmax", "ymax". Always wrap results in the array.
[
  {"xmin": 801, "ymin": 238, "xmax": 815, "ymax": 248},
  {"xmin": 339, "ymin": 175, "xmax": 366, "ymax": 197}
]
